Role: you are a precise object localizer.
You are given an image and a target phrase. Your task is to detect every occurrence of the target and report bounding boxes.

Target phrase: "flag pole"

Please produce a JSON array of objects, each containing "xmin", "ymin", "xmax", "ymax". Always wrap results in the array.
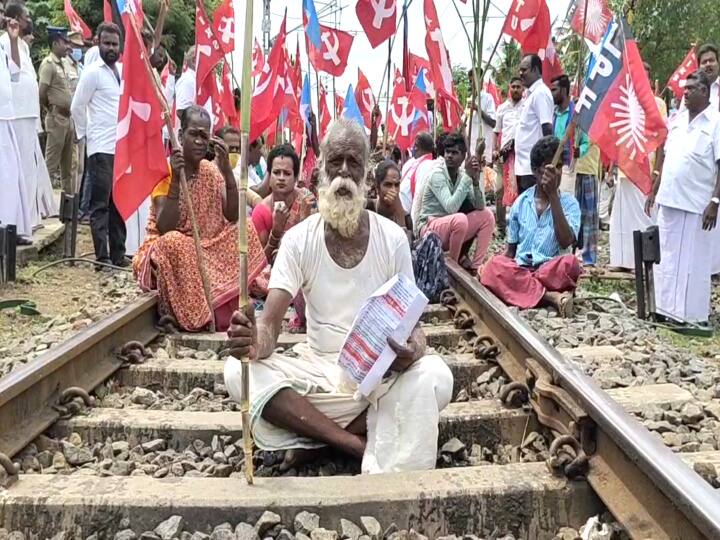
[
  {"xmin": 127, "ymin": 13, "xmax": 217, "ymax": 333},
  {"xmin": 237, "ymin": 0, "xmax": 256, "ymax": 486},
  {"xmin": 382, "ymin": 38, "xmax": 392, "ymax": 154},
  {"xmin": 466, "ymin": 0, "xmax": 480, "ymax": 158}
]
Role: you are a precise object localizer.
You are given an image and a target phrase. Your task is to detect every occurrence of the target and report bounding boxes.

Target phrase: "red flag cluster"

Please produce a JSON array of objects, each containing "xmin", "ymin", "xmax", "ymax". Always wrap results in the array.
[{"xmin": 667, "ymin": 48, "xmax": 698, "ymax": 100}]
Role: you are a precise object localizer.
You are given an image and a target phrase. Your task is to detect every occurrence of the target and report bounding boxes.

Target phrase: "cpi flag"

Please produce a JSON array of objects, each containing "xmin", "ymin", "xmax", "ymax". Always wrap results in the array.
[
  {"xmin": 666, "ymin": 48, "xmax": 698, "ymax": 100},
  {"xmin": 113, "ymin": 21, "xmax": 167, "ymax": 220},
  {"xmin": 356, "ymin": 0, "xmax": 396, "ymax": 49},
  {"xmin": 575, "ymin": 19, "xmax": 668, "ymax": 195},
  {"xmin": 571, "ymin": 0, "xmax": 613, "ymax": 44}
]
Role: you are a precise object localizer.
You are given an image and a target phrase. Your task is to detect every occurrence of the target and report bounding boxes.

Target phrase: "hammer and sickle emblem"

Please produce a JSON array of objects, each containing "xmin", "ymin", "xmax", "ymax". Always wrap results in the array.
[{"xmin": 321, "ymin": 31, "xmax": 341, "ymax": 66}]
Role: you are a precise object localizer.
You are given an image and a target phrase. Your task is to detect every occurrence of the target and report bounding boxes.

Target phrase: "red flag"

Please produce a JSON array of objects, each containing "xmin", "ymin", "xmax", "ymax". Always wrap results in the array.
[
  {"xmin": 221, "ymin": 62, "xmax": 239, "ymax": 127},
  {"xmin": 575, "ymin": 20, "xmax": 668, "ymax": 195},
  {"xmin": 485, "ymin": 80, "xmax": 502, "ymax": 107},
  {"xmin": 355, "ymin": 69, "xmax": 376, "ymax": 129},
  {"xmin": 334, "ymin": 94, "xmax": 344, "ymax": 116},
  {"xmin": 355, "ymin": 0, "xmax": 396, "ymax": 49},
  {"xmin": 103, "ymin": 0, "xmax": 113, "ymax": 23},
  {"xmin": 195, "ymin": 0, "xmax": 224, "ymax": 104},
  {"xmin": 211, "ymin": 0, "xmax": 235, "ymax": 55},
  {"xmin": 571, "ymin": 0, "xmax": 612, "ymax": 44},
  {"xmin": 113, "ymin": 22, "xmax": 167, "ymax": 220},
  {"xmin": 318, "ymin": 82, "xmax": 331, "ymax": 138},
  {"xmin": 64, "ymin": 0, "xmax": 92, "ymax": 39},
  {"xmin": 667, "ymin": 48, "xmax": 698, "ymax": 100},
  {"xmin": 387, "ymin": 80, "xmax": 419, "ymax": 151},
  {"xmin": 423, "ymin": 0, "xmax": 461, "ymax": 129},
  {"xmin": 305, "ymin": 23, "xmax": 353, "ymax": 77},
  {"xmin": 501, "ymin": 0, "xmax": 543, "ymax": 46},
  {"xmin": 394, "ymin": 67, "xmax": 404, "ymax": 87},
  {"xmin": 252, "ymin": 38, "xmax": 265, "ymax": 77},
  {"xmin": 250, "ymin": 16, "xmax": 287, "ymax": 141}
]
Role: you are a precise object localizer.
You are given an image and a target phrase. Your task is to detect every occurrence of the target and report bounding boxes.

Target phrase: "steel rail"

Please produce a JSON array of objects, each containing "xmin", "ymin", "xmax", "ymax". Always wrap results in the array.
[
  {"xmin": 447, "ymin": 260, "xmax": 720, "ymax": 540},
  {"xmin": 0, "ymin": 294, "xmax": 159, "ymax": 461}
]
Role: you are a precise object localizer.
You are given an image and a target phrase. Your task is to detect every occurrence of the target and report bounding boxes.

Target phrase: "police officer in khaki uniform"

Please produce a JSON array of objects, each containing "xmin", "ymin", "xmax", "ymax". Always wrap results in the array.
[
  {"xmin": 66, "ymin": 30, "xmax": 85, "ymax": 195},
  {"xmin": 38, "ymin": 27, "xmax": 75, "ymax": 194}
]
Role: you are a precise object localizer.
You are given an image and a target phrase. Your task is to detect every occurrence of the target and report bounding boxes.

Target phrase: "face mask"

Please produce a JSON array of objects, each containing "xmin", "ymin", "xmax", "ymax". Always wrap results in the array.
[
  {"xmin": 71, "ymin": 48, "xmax": 82, "ymax": 62},
  {"xmin": 228, "ymin": 152, "xmax": 240, "ymax": 169}
]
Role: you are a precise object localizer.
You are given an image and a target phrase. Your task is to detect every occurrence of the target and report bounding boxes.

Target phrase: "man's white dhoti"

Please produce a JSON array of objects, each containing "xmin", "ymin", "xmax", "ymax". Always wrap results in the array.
[
  {"xmin": 654, "ymin": 205, "xmax": 713, "ymax": 323},
  {"xmin": 609, "ymin": 176, "xmax": 656, "ymax": 269},
  {"xmin": 125, "ymin": 197, "xmax": 150, "ymax": 256},
  {"xmin": 13, "ymin": 118, "xmax": 58, "ymax": 225},
  {"xmin": 224, "ymin": 342, "xmax": 453, "ymax": 474},
  {"xmin": 710, "ymin": 226, "xmax": 720, "ymax": 275},
  {"xmin": 0, "ymin": 120, "xmax": 31, "ymax": 237}
]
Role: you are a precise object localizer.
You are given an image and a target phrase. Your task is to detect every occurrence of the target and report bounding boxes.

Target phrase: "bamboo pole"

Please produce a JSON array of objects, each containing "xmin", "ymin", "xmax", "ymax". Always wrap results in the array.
[
  {"xmin": 127, "ymin": 14, "xmax": 217, "ymax": 333},
  {"xmin": 466, "ymin": 0, "xmax": 480, "ymax": 157},
  {"xmin": 382, "ymin": 39, "xmax": 392, "ymax": 154},
  {"xmin": 238, "ymin": 0, "xmax": 255, "ymax": 485}
]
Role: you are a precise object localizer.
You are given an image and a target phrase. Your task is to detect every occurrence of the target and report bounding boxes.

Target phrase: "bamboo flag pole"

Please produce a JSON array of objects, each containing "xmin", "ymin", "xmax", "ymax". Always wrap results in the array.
[
  {"xmin": 466, "ymin": 0, "xmax": 480, "ymax": 157},
  {"xmin": 237, "ymin": 0, "xmax": 255, "ymax": 485},
  {"xmin": 127, "ymin": 14, "xmax": 217, "ymax": 333},
  {"xmin": 382, "ymin": 37, "xmax": 392, "ymax": 153}
]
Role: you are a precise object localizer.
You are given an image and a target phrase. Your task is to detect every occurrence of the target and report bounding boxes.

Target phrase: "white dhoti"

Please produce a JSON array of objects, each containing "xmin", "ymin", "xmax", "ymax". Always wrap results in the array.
[
  {"xmin": 0, "ymin": 120, "xmax": 31, "ymax": 238},
  {"xmin": 559, "ymin": 165, "xmax": 576, "ymax": 195},
  {"xmin": 598, "ymin": 179, "xmax": 614, "ymax": 226},
  {"xmin": 124, "ymin": 197, "xmax": 151, "ymax": 256},
  {"xmin": 224, "ymin": 342, "xmax": 453, "ymax": 474},
  {"xmin": 12, "ymin": 118, "xmax": 58, "ymax": 226},
  {"xmin": 654, "ymin": 205, "xmax": 713, "ymax": 323},
  {"xmin": 711, "ymin": 226, "xmax": 720, "ymax": 276},
  {"xmin": 609, "ymin": 176, "xmax": 656, "ymax": 270}
]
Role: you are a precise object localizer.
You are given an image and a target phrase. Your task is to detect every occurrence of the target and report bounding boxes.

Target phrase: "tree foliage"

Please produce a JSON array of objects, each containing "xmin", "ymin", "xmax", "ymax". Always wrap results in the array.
[
  {"xmin": 25, "ymin": 0, "xmax": 219, "ymax": 69},
  {"xmin": 490, "ymin": 40, "xmax": 521, "ymax": 93},
  {"xmin": 452, "ymin": 64, "xmax": 470, "ymax": 108}
]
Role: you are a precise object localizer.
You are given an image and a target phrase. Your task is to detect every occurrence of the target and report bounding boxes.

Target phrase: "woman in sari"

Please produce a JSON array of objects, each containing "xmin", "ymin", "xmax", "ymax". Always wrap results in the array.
[
  {"xmin": 133, "ymin": 106, "xmax": 266, "ymax": 332},
  {"xmin": 251, "ymin": 144, "xmax": 315, "ymax": 331}
]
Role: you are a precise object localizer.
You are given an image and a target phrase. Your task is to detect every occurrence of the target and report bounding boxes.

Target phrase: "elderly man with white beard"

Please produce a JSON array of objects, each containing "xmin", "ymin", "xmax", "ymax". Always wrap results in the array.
[{"xmin": 223, "ymin": 118, "xmax": 453, "ymax": 474}]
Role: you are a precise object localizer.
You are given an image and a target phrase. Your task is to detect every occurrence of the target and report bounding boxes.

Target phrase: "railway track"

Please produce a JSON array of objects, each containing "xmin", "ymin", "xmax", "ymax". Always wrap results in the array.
[{"xmin": 0, "ymin": 260, "xmax": 719, "ymax": 539}]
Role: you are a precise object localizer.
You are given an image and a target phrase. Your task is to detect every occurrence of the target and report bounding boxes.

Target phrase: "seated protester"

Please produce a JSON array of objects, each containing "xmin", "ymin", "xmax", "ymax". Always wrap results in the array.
[
  {"xmin": 217, "ymin": 126, "xmax": 262, "ymax": 209},
  {"xmin": 251, "ymin": 144, "xmax": 315, "ymax": 332},
  {"xmin": 414, "ymin": 132, "xmax": 496, "ymax": 276},
  {"xmin": 366, "ymin": 160, "xmax": 413, "ymax": 238},
  {"xmin": 224, "ymin": 118, "xmax": 453, "ymax": 474},
  {"xmin": 480, "ymin": 136, "xmax": 582, "ymax": 317},
  {"xmin": 133, "ymin": 106, "xmax": 266, "ymax": 332}
]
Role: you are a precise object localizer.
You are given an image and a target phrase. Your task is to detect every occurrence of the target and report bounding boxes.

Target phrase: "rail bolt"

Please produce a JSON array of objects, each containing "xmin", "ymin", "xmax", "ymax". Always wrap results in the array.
[
  {"xmin": 120, "ymin": 340, "xmax": 147, "ymax": 364},
  {"xmin": 453, "ymin": 308, "xmax": 476, "ymax": 330},
  {"xmin": 439, "ymin": 290, "xmax": 458, "ymax": 306},
  {"xmin": 157, "ymin": 314, "xmax": 180, "ymax": 334},
  {"xmin": 473, "ymin": 335, "xmax": 500, "ymax": 360},
  {"xmin": 0, "ymin": 453, "xmax": 20, "ymax": 487},
  {"xmin": 499, "ymin": 382, "xmax": 530, "ymax": 408},
  {"xmin": 547, "ymin": 434, "xmax": 589, "ymax": 480},
  {"xmin": 60, "ymin": 386, "xmax": 96, "ymax": 407}
]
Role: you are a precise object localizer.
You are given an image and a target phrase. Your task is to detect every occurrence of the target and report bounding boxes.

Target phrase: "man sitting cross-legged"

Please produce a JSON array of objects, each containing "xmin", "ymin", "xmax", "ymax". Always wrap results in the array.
[
  {"xmin": 480, "ymin": 136, "xmax": 582, "ymax": 317},
  {"xmin": 224, "ymin": 118, "xmax": 453, "ymax": 474}
]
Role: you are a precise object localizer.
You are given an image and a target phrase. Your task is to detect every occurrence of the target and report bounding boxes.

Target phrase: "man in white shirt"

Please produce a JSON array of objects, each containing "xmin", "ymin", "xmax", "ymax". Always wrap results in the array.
[
  {"xmin": 465, "ymin": 69, "xmax": 496, "ymax": 164},
  {"xmin": 174, "ymin": 46, "xmax": 197, "ymax": 123},
  {"xmin": 513, "ymin": 54, "xmax": 554, "ymax": 194},
  {"xmin": 399, "ymin": 131, "xmax": 435, "ymax": 214},
  {"xmin": 697, "ymin": 43, "xmax": 720, "ymax": 275},
  {"xmin": 224, "ymin": 118, "xmax": 453, "ymax": 474},
  {"xmin": 71, "ymin": 22, "xmax": 126, "ymax": 269},
  {"xmin": 0, "ymin": 10, "xmax": 31, "ymax": 243},
  {"xmin": 646, "ymin": 71, "xmax": 720, "ymax": 325},
  {"xmin": 493, "ymin": 76, "xmax": 524, "ymax": 235},
  {"xmin": 1, "ymin": 2, "xmax": 58, "ymax": 229}
]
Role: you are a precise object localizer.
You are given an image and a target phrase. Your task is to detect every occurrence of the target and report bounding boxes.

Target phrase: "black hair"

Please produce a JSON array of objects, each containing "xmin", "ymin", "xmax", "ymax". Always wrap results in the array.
[
  {"xmin": 435, "ymin": 131, "xmax": 448, "ymax": 157},
  {"xmin": 4, "ymin": 2, "xmax": 26, "ymax": 20},
  {"xmin": 250, "ymin": 137, "xmax": 263, "ymax": 149},
  {"xmin": 697, "ymin": 43, "xmax": 719, "ymax": 63},
  {"xmin": 509, "ymin": 76, "xmax": 522, "ymax": 85},
  {"xmin": 530, "ymin": 136, "xmax": 560, "ymax": 172},
  {"xmin": 524, "ymin": 53, "xmax": 543, "ymax": 75},
  {"xmin": 49, "ymin": 31, "xmax": 67, "ymax": 47},
  {"xmin": 414, "ymin": 132, "xmax": 434, "ymax": 154},
  {"xmin": 551, "ymin": 74, "xmax": 571, "ymax": 93},
  {"xmin": 391, "ymin": 145, "xmax": 402, "ymax": 164},
  {"xmin": 374, "ymin": 159, "xmax": 400, "ymax": 187},
  {"xmin": 180, "ymin": 104, "xmax": 211, "ymax": 131},
  {"xmin": 267, "ymin": 144, "xmax": 300, "ymax": 178},
  {"xmin": 96, "ymin": 22, "xmax": 121, "ymax": 41},
  {"xmin": 217, "ymin": 125, "xmax": 240, "ymax": 140},
  {"xmin": 687, "ymin": 70, "xmax": 712, "ymax": 94},
  {"xmin": 442, "ymin": 131, "xmax": 467, "ymax": 155}
]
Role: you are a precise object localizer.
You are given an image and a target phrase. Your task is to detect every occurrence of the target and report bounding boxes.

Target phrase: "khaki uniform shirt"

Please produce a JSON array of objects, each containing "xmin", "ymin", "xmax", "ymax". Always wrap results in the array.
[
  {"xmin": 38, "ymin": 52, "xmax": 73, "ymax": 112},
  {"xmin": 63, "ymin": 57, "xmax": 81, "ymax": 94}
]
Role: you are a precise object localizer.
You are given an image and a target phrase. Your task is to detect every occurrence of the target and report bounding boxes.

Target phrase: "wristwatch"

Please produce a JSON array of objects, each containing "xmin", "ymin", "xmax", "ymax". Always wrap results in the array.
[{"xmin": 711, "ymin": 197, "xmax": 720, "ymax": 205}]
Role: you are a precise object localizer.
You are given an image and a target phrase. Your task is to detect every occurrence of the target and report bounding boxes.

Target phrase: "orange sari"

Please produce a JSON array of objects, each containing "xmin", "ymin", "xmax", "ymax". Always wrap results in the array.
[{"xmin": 133, "ymin": 160, "xmax": 266, "ymax": 332}]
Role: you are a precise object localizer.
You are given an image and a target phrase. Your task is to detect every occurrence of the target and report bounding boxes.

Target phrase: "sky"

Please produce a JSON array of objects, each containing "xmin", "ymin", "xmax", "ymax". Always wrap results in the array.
[{"xmin": 230, "ymin": 0, "xmax": 574, "ymax": 109}]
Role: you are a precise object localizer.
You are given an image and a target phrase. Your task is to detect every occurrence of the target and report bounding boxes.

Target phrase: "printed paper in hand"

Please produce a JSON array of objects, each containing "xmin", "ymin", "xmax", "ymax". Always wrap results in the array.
[{"xmin": 338, "ymin": 273, "xmax": 428, "ymax": 397}]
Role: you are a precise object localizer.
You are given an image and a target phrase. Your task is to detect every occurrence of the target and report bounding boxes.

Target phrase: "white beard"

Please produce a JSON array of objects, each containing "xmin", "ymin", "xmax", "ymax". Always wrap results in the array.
[{"xmin": 318, "ymin": 175, "xmax": 367, "ymax": 238}]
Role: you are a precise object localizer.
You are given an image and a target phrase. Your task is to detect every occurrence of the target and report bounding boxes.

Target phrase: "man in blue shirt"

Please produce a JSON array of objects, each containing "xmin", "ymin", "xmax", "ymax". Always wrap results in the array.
[{"xmin": 481, "ymin": 136, "xmax": 582, "ymax": 317}]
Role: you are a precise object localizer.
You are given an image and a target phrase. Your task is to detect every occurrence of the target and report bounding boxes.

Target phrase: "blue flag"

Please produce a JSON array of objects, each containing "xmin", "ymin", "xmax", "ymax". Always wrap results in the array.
[
  {"xmin": 300, "ymin": 73, "xmax": 312, "ymax": 129},
  {"xmin": 303, "ymin": 0, "xmax": 322, "ymax": 49},
  {"xmin": 342, "ymin": 85, "xmax": 365, "ymax": 127}
]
